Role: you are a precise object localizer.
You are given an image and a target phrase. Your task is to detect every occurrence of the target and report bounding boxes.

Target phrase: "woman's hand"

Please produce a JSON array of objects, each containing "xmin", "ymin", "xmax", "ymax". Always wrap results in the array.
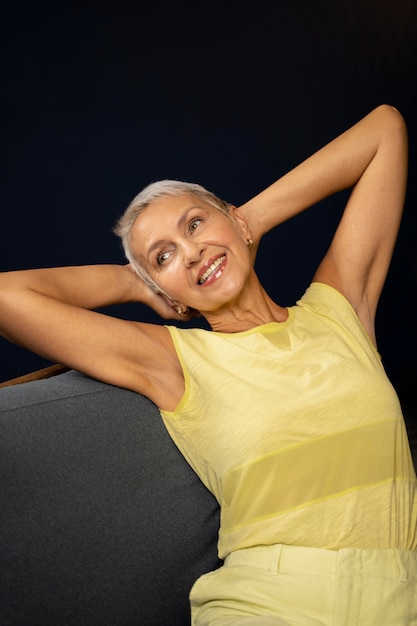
[
  {"xmin": 125, "ymin": 264, "xmax": 199, "ymax": 321},
  {"xmin": 144, "ymin": 288, "xmax": 199, "ymax": 321}
]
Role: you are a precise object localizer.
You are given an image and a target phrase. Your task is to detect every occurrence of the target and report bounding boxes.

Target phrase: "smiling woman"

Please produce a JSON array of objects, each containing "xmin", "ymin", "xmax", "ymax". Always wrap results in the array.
[
  {"xmin": 0, "ymin": 105, "xmax": 416, "ymax": 624},
  {"xmin": 125, "ymin": 192, "xmax": 264, "ymax": 329},
  {"xmin": 113, "ymin": 180, "xmax": 232, "ymax": 295}
]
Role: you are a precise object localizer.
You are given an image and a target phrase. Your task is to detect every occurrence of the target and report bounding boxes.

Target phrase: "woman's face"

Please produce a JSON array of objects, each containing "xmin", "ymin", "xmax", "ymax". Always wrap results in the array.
[{"xmin": 130, "ymin": 193, "xmax": 253, "ymax": 314}]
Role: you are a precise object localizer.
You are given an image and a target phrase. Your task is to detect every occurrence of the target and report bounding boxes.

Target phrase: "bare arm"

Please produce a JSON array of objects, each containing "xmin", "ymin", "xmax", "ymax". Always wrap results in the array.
[
  {"xmin": 240, "ymin": 105, "xmax": 408, "ymax": 340},
  {"xmin": 0, "ymin": 264, "xmax": 184, "ymax": 409}
]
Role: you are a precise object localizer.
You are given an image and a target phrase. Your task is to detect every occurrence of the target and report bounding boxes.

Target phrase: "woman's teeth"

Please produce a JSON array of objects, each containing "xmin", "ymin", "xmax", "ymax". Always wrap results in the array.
[{"xmin": 198, "ymin": 255, "xmax": 225, "ymax": 284}]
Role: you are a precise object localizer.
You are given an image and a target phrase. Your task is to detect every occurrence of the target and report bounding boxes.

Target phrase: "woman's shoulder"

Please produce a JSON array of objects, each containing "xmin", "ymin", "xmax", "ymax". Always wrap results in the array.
[
  {"xmin": 296, "ymin": 281, "xmax": 355, "ymax": 314},
  {"xmin": 295, "ymin": 282, "xmax": 380, "ymax": 357}
]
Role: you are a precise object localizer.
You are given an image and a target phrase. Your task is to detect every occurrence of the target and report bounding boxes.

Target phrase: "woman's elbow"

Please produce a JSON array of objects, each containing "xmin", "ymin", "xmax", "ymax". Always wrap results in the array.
[{"xmin": 375, "ymin": 104, "xmax": 407, "ymax": 137}]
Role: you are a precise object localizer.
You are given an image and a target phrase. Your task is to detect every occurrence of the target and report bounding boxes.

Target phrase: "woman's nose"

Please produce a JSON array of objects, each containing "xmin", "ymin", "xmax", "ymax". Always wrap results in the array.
[{"xmin": 182, "ymin": 240, "xmax": 204, "ymax": 266}]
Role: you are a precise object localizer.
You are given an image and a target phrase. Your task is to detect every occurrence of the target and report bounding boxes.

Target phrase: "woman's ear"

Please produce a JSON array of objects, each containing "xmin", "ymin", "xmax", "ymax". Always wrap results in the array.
[
  {"xmin": 175, "ymin": 305, "xmax": 189, "ymax": 316},
  {"xmin": 162, "ymin": 294, "xmax": 189, "ymax": 316},
  {"xmin": 229, "ymin": 205, "xmax": 253, "ymax": 245}
]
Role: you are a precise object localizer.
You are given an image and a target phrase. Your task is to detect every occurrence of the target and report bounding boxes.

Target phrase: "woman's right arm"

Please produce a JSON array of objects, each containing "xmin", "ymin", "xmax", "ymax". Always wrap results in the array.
[{"xmin": 0, "ymin": 264, "xmax": 184, "ymax": 407}]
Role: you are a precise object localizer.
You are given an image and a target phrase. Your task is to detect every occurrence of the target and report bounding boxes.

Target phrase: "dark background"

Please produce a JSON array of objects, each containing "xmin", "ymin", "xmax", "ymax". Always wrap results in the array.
[{"xmin": 1, "ymin": 1, "xmax": 416, "ymax": 423}]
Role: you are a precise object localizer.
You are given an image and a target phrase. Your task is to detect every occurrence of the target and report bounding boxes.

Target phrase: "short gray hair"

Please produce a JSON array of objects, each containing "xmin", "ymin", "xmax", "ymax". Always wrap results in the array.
[{"xmin": 113, "ymin": 180, "xmax": 230, "ymax": 293}]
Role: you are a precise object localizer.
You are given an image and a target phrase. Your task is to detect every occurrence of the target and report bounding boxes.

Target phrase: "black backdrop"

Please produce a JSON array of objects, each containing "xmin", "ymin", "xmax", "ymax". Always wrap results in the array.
[{"xmin": 2, "ymin": 1, "xmax": 416, "ymax": 422}]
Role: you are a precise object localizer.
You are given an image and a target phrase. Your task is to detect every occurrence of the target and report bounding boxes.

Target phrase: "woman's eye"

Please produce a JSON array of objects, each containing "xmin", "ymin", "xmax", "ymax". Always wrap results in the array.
[
  {"xmin": 157, "ymin": 250, "xmax": 171, "ymax": 266},
  {"xmin": 189, "ymin": 218, "xmax": 202, "ymax": 232}
]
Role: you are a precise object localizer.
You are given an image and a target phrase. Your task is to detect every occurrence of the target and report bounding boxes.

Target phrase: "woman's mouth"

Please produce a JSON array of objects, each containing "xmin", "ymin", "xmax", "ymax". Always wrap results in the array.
[{"xmin": 198, "ymin": 255, "xmax": 226, "ymax": 285}]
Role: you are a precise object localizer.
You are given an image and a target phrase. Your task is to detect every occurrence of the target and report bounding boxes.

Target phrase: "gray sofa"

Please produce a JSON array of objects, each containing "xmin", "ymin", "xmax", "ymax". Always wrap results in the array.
[
  {"xmin": 1, "ymin": 370, "xmax": 416, "ymax": 626},
  {"xmin": 0, "ymin": 370, "xmax": 222, "ymax": 626}
]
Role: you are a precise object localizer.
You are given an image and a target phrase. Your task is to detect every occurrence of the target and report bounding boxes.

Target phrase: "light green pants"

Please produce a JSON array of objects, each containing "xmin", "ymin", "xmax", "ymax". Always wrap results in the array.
[{"xmin": 190, "ymin": 544, "xmax": 417, "ymax": 625}]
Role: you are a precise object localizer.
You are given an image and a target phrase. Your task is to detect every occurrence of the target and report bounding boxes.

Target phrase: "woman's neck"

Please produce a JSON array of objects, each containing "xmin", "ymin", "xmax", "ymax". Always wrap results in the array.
[{"xmin": 202, "ymin": 279, "xmax": 288, "ymax": 333}]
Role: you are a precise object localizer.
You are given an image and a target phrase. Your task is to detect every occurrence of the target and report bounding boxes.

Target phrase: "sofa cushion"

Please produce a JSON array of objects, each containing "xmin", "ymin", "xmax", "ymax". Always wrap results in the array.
[{"xmin": 0, "ymin": 370, "xmax": 222, "ymax": 625}]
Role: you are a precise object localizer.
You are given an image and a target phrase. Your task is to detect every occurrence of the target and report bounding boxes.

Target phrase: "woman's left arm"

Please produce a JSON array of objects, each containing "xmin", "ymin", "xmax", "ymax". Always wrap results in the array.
[{"xmin": 240, "ymin": 105, "xmax": 408, "ymax": 341}]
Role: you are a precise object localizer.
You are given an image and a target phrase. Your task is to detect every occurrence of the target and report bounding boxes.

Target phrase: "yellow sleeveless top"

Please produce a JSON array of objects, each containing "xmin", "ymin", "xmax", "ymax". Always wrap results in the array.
[{"xmin": 160, "ymin": 283, "xmax": 417, "ymax": 559}]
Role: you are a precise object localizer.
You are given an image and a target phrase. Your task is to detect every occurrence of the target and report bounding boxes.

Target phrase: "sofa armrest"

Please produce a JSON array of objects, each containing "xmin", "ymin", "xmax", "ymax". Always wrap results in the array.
[{"xmin": 0, "ymin": 364, "xmax": 69, "ymax": 388}]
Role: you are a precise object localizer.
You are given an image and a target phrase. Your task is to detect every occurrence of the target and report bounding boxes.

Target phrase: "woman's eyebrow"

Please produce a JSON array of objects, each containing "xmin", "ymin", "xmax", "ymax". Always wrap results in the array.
[{"xmin": 176, "ymin": 205, "xmax": 200, "ymax": 230}]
